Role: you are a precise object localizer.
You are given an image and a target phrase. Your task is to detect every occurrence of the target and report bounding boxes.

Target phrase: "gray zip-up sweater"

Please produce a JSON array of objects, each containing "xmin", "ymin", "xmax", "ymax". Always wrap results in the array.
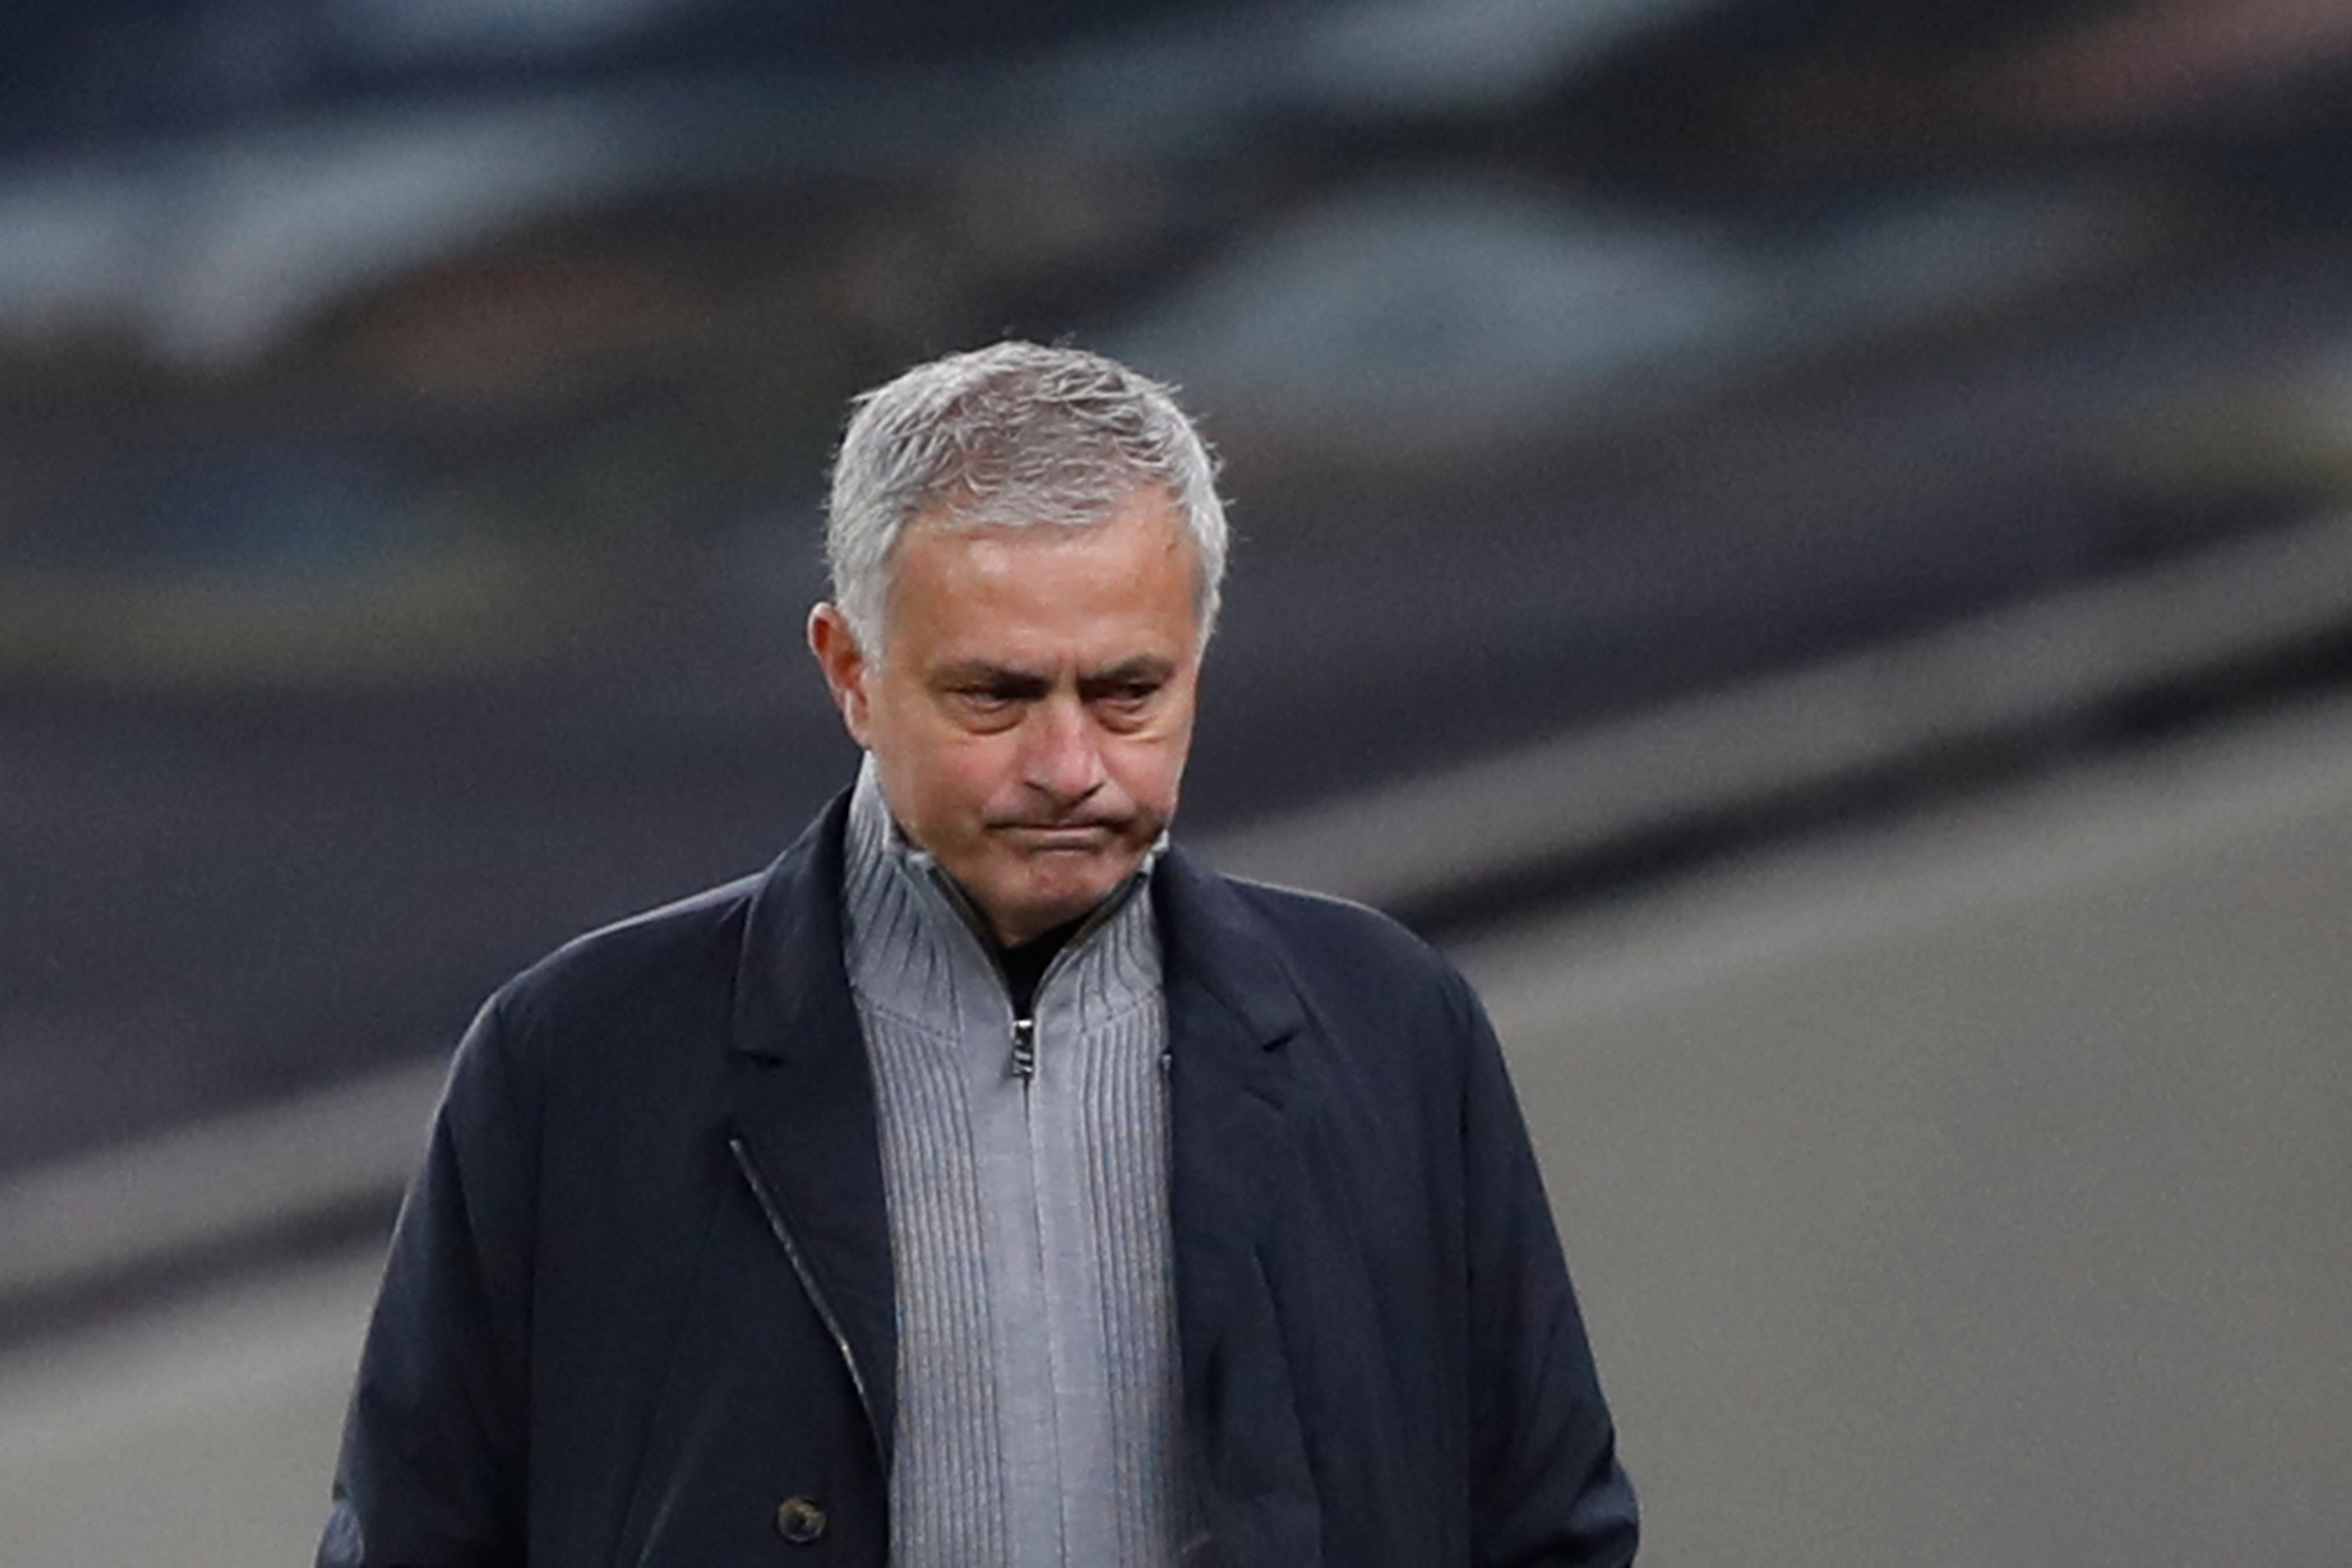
[{"xmin": 839, "ymin": 761, "xmax": 1185, "ymax": 1567}]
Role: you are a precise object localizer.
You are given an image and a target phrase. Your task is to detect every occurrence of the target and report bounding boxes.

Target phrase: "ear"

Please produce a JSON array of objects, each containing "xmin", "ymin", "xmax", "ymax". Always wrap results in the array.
[{"xmin": 807, "ymin": 603, "xmax": 874, "ymax": 746}]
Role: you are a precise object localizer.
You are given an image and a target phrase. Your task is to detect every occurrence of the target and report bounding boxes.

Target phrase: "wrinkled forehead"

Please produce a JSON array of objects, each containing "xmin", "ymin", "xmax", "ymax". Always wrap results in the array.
[{"xmin": 879, "ymin": 496, "xmax": 1205, "ymax": 662}]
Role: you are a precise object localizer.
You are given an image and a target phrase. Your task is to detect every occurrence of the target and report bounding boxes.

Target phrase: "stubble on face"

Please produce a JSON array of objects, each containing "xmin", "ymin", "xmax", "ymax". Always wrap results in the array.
[{"xmin": 811, "ymin": 492, "xmax": 1204, "ymax": 946}]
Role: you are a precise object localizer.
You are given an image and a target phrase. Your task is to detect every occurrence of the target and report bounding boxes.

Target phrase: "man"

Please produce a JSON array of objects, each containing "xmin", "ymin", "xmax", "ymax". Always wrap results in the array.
[{"xmin": 320, "ymin": 342, "xmax": 1637, "ymax": 1566}]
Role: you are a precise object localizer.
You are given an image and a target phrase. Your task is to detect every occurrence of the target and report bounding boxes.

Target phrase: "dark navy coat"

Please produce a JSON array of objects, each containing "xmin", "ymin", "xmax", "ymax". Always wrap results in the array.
[{"xmin": 320, "ymin": 793, "xmax": 1638, "ymax": 1566}]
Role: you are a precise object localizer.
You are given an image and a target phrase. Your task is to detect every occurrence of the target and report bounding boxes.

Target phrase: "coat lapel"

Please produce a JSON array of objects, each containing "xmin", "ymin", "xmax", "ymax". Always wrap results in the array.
[
  {"xmin": 725, "ymin": 792, "xmax": 898, "ymax": 1469},
  {"xmin": 1154, "ymin": 850, "xmax": 1323, "ymax": 1565}
]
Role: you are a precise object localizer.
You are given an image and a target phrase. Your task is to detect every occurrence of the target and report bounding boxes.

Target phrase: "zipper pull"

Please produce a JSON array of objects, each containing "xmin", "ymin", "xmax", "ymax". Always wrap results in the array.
[{"xmin": 1010, "ymin": 1014, "xmax": 1038, "ymax": 1081}]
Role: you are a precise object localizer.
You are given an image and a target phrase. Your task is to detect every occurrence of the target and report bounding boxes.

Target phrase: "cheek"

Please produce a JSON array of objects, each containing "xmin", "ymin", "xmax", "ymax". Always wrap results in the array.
[
  {"xmin": 920, "ymin": 733, "xmax": 1028, "ymax": 824},
  {"xmin": 1107, "ymin": 733, "xmax": 1188, "ymax": 814}
]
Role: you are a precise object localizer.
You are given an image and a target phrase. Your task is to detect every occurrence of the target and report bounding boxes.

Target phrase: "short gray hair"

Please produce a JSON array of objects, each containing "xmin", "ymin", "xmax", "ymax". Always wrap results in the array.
[{"xmin": 824, "ymin": 341, "xmax": 1227, "ymax": 652}]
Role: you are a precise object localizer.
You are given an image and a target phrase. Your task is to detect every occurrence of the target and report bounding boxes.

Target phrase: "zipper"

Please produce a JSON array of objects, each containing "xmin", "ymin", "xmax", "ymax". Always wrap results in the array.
[
  {"xmin": 917, "ymin": 855, "xmax": 1145, "ymax": 1085},
  {"xmin": 1010, "ymin": 1013, "xmax": 1038, "ymax": 1081},
  {"xmin": 995, "ymin": 885, "xmax": 1126, "ymax": 1084},
  {"xmin": 727, "ymin": 1133, "xmax": 882, "ymax": 1456}
]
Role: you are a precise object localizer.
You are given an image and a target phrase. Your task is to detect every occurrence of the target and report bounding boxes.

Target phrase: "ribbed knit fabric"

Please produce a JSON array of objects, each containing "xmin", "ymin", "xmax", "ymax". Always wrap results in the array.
[{"xmin": 840, "ymin": 760, "xmax": 1185, "ymax": 1568}]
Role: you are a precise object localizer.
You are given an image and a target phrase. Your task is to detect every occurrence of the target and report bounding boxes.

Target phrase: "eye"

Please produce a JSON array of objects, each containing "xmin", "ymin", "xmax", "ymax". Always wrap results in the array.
[
  {"xmin": 1091, "ymin": 680, "xmax": 1163, "ymax": 724},
  {"xmin": 942, "ymin": 682, "xmax": 1029, "ymax": 728}
]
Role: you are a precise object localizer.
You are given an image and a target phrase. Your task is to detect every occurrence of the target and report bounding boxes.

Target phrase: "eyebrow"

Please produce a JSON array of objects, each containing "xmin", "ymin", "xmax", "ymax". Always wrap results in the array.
[
  {"xmin": 1082, "ymin": 656, "xmax": 1176, "ymax": 686},
  {"xmin": 931, "ymin": 655, "xmax": 1175, "ymax": 690},
  {"xmin": 934, "ymin": 662, "xmax": 1049, "ymax": 696}
]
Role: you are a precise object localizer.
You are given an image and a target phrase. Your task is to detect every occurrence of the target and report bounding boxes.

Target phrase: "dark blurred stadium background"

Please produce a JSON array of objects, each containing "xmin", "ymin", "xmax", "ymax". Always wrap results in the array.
[{"xmin": 3, "ymin": 1, "xmax": 2349, "ymax": 1561}]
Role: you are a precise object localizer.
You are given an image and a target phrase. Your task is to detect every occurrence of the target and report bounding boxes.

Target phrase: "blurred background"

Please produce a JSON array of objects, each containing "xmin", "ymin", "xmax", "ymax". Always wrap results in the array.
[{"xmin": 2, "ymin": 0, "xmax": 2349, "ymax": 1561}]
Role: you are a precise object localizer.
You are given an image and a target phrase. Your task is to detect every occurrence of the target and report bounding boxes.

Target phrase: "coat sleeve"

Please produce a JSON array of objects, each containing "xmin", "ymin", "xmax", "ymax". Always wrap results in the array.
[
  {"xmin": 1449, "ymin": 970, "xmax": 1640, "ymax": 1568},
  {"xmin": 318, "ymin": 994, "xmax": 538, "ymax": 1568}
]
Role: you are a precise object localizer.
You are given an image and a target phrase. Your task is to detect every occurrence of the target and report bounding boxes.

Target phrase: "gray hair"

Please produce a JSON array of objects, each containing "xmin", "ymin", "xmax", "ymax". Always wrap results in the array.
[{"xmin": 824, "ymin": 341, "xmax": 1227, "ymax": 652}]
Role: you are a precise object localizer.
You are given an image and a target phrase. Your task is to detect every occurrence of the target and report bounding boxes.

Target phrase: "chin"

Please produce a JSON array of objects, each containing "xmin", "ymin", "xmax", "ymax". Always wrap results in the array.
[
  {"xmin": 1008, "ymin": 867, "xmax": 1121, "ymax": 925},
  {"xmin": 1024, "ymin": 877, "xmax": 1115, "ymax": 922}
]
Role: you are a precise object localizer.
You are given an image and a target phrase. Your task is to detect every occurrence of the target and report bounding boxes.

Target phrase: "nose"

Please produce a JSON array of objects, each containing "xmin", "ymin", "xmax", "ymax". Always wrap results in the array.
[{"xmin": 1023, "ymin": 694, "xmax": 1106, "ymax": 806}]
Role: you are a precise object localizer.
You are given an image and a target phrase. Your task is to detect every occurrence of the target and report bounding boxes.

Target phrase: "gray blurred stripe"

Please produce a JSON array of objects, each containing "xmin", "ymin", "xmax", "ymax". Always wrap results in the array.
[
  {"xmin": 0, "ymin": 1058, "xmax": 445, "ymax": 1304},
  {"xmin": 0, "ymin": 1245, "xmax": 387, "ymax": 1567},
  {"xmin": 1210, "ymin": 509, "xmax": 2352, "ymax": 909}
]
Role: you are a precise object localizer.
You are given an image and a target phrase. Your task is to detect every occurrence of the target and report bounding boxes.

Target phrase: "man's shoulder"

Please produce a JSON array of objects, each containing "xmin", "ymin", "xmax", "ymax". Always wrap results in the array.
[
  {"xmin": 1217, "ymin": 872, "xmax": 1432, "ymax": 953},
  {"xmin": 1191, "ymin": 862, "xmax": 1470, "ymax": 1006},
  {"xmin": 493, "ymin": 868, "xmax": 769, "ymax": 1035},
  {"xmin": 1173, "ymin": 862, "xmax": 1499, "ymax": 1120}
]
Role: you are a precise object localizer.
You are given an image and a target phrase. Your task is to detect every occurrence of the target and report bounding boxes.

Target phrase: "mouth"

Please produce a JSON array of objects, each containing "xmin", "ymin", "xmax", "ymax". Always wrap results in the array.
[{"xmin": 996, "ymin": 821, "xmax": 1122, "ymax": 851}]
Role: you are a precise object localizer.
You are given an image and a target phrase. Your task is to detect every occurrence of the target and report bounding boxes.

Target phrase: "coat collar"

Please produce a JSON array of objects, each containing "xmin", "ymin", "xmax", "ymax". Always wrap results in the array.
[
  {"xmin": 1151, "ymin": 845, "xmax": 1311, "ymax": 1058},
  {"xmin": 723, "ymin": 790, "xmax": 900, "ymax": 1468},
  {"xmin": 732, "ymin": 789, "xmax": 860, "ymax": 1066}
]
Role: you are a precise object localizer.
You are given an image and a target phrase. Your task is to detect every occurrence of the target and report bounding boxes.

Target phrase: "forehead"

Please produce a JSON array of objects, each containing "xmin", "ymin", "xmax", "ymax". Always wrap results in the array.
[{"xmin": 883, "ymin": 495, "xmax": 1201, "ymax": 660}]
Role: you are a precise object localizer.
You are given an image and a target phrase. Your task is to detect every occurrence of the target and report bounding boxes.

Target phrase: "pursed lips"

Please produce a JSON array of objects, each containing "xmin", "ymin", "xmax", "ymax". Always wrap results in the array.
[{"xmin": 994, "ymin": 820, "xmax": 1122, "ymax": 850}]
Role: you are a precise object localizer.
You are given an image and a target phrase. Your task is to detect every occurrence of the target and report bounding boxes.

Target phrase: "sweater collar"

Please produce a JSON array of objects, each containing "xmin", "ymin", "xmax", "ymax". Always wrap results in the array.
[
  {"xmin": 730, "ymin": 772, "xmax": 1303, "ymax": 1064},
  {"xmin": 837, "ymin": 755, "xmax": 1160, "ymax": 1034}
]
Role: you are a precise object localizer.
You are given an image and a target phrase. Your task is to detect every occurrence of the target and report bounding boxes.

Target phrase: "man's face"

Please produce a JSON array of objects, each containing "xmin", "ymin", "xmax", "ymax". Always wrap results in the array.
[{"xmin": 809, "ymin": 490, "xmax": 1205, "ymax": 947}]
